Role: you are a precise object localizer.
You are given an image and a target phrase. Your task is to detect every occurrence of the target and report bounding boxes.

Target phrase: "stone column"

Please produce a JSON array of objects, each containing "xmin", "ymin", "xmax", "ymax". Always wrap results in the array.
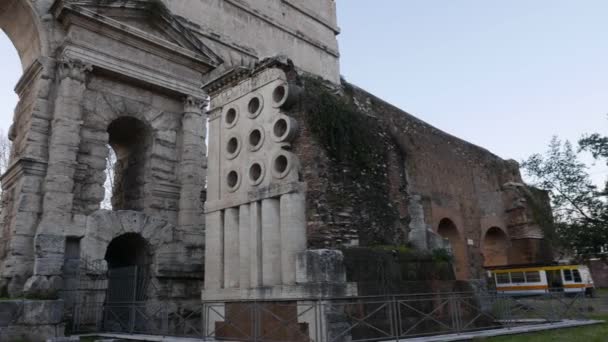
[
  {"xmin": 178, "ymin": 96, "xmax": 207, "ymax": 233},
  {"xmin": 249, "ymin": 201, "xmax": 263, "ymax": 287},
  {"xmin": 40, "ymin": 59, "xmax": 91, "ymax": 226},
  {"xmin": 204, "ymin": 210, "xmax": 224, "ymax": 290},
  {"xmin": 27, "ymin": 59, "xmax": 91, "ymax": 295},
  {"xmin": 261, "ymin": 199, "xmax": 281, "ymax": 286},
  {"xmin": 223, "ymin": 208, "xmax": 239, "ymax": 288},
  {"xmin": 280, "ymin": 192, "xmax": 307, "ymax": 285},
  {"xmin": 238, "ymin": 204, "xmax": 251, "ymax": 289}
]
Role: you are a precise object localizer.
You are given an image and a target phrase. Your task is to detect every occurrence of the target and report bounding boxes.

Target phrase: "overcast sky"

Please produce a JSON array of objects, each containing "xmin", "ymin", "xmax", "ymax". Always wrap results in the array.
[{"xmin": 1, "ymin": 1, "xmax": 607, "ymax": 185}]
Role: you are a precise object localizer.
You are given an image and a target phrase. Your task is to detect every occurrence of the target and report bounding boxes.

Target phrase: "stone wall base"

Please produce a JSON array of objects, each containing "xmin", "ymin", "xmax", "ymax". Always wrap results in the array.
[
  {"xmin": 0, "ymin": 299, "xmax": 64, "ymax": 342},
  {"xmin": 0, "ymin": 324, "xmax": 65, "ymax": 342}
]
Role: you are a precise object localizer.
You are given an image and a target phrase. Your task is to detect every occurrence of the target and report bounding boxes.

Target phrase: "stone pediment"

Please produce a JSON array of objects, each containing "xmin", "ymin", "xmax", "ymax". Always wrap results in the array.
[
  {"xmin": 53, "ymin": 0, "xmax": 222, "ymax": 68},
  {"xmin": 51, "ymin": 0, "xmax": 223, "ymax": 96}
]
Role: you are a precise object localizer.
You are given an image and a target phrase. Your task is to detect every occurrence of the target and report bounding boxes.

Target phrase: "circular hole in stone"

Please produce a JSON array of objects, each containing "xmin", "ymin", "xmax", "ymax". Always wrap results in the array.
[
  {"xmin": 274, "ymin": 155, "xmax": 288, "ymax": 174},
  {"xmin": 249, "ymin": 129, "xmax": 262, "ymax": 148},
  {"xmin": 226, "ymin": 137, "xmax": 239, "ymax": 154},
  {"xmin": 225, "ymin": 108, "xmax": 237, "ymax": 125},
  {"xmin": 273, "ymin": 118, "xmax": 288, "ymax": 139},
  {"xmin": 248, "ymin": 97, "xmax": 261, "ymax": 115},
  {"xmin": 273, "ymin": 85, "xmax": 286, "ymax": 104},
  {"xmin": 249, "ymin": 163, "xmax": 263, "ymax": 183},
  {"xmin": 227, "ymin": 171, "xmax": 239, "ymax": 188}
]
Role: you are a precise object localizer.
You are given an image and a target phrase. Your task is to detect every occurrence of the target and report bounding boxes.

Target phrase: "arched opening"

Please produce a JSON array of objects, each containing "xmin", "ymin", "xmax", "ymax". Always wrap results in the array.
[
  {"xmin": 483, "ymin": 227, "xmax": 509, "ymax": 267},
  {"xmin": 107, "ymin": 117, "xmax": 152, "ymax": 211},
  {"xmin": 0, "ymin": 32, "xmax": 19, "ymax": 177},
  {"xmin": 437, "ymin": 218, "xmax": 469, "ymax": 280},
  {"xmin": 0, "ymin": 0, "xmax": 39, "ymax": 174},
  {"xmin": 0, "ymin": 0, "xmax": 43, "ymax": 71},
  {"xmin": 104, "ymin": 233, "xmax": 151, "ymax": 303}
]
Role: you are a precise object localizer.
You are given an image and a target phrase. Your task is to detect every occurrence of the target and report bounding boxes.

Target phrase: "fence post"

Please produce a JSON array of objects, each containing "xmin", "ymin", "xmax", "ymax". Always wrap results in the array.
[{"xmin": 389, "ymin": 296, "xmax": 400, "ymax": 342}]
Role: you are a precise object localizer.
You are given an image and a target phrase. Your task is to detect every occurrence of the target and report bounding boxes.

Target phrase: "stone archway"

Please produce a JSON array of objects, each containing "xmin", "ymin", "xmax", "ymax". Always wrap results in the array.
[
  {"xmin": 482, "ymin": 227, "xmax": 509, "ymax": 267},
  {"xmin": 0, "ymin": 0, "xmax": 45, "ymax": 71},
  {"xmin": 81, "ymin": 210, "xmax": 173, "ymax": 270},
  {"xmin": 0, "ymin": 0, "xmax": 49, "ymax": 296},
  {"xmin": 437, "ymin": 218, "xmax": 469, "ymax": 280}
]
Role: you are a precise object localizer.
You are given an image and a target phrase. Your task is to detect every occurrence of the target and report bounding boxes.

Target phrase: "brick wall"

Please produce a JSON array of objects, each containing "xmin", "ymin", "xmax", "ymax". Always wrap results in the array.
[{"xmin": 290, "ymin": 77, "xmax": 553, "ymax": 278}]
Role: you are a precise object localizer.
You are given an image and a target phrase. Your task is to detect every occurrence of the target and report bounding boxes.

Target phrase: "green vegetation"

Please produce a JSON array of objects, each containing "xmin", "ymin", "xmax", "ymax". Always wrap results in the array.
[
  {"xmin": 340, "ymin": 246, "xmax": 455, "ymax": 294},
  {"xmin": 79, "ymin": 337, "xmax": 98, "ymax": 342},
  {"xmin": 475, "ymin": 314, "xmax": 608, "ymax": 342}
]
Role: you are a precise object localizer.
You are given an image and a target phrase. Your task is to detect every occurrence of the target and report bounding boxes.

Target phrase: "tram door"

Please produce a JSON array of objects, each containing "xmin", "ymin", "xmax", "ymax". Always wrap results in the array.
[{"xmin": 546, "ymin": 270, "xmax": 564, "ymax": 291}]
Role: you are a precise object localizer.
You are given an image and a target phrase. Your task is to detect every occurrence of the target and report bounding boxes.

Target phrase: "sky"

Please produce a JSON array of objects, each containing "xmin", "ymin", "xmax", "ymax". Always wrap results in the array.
[
  {"xmin": 336, "ymin": 0, "xmax": 608, "ymax": 186},
  {"xmin": 0, "ymin": 1, "xmax": 607, "ymax": 185}
]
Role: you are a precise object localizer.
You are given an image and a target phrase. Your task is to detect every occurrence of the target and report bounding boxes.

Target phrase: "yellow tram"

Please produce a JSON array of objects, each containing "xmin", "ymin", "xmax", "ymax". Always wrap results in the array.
[{"xmin": 488, "ymin": 265, "xmax": 595, "ymax": 296}]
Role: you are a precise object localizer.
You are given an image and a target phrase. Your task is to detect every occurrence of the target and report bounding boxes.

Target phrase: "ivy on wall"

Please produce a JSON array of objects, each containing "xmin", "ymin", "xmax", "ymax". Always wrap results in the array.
[{"xmin": 295, "ymin": 76, "xmax": 400, "ymax": 245}]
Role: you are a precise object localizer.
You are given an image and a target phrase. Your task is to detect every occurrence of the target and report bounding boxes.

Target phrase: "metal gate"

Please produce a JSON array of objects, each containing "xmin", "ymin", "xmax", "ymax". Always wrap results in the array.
[
  {"xmin": 103, "ymin": 264, "xmax": 152, "ymax": 333},
  {"xmin": 66, "ymin": 261, "xmax": 156, "ymax": 334}
]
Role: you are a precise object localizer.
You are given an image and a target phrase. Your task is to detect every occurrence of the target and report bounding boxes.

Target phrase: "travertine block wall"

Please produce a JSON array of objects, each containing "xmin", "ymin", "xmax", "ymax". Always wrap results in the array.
[
  {"xmin": 167, "ymin": 0, "xmax": 340, "ymax": 83},
  {"xmin": 204, "ymin": 67, "xmax": 309, "ymax": 298}
]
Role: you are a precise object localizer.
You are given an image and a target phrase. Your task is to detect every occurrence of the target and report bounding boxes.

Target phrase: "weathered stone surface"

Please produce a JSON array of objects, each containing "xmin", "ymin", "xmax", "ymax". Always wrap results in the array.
[
  {"xmin": 0, "ymin": 300, "xmax": 21, "ymax": 327},
  {"xmin": 296, "ymin": 249, "xmax": 347, "ymax": 284},
  {"xmin": 20, "ymin": 300, "xmax": 64, "ymax": 325}
]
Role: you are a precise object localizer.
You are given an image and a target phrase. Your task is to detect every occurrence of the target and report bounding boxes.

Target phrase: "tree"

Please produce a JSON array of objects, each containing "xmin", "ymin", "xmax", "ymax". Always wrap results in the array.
[
  {"xmin": 580, "ymin": 132, "xmax": 608, "ymax": 192},
  {"xmin": 0, "ymin": 130, "xmax": 10, "ymax": 176},
  {"xmin": 101, "ymin": 145, "xmax": 116, "ymax": 210},
  {"xmin": 0, "ymin": 130, "xmax": 11, "ymax": 213},
  {"xmin": 522, "ymin": 137, "xmax": 608, "ymax": 259}
]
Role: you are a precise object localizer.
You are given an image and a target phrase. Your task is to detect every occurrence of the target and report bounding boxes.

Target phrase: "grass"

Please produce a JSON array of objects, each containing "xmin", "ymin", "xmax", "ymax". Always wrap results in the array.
[
  {"xmin": 79, "ymin": 337, "xmax": 97, "ymax": 342},
  {"xmin": 474, "ymin": 314, "xmax": 608, "ymax": 342}
]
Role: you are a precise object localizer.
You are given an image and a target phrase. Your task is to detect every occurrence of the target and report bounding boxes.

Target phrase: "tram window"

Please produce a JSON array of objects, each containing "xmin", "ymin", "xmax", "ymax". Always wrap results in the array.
[
  {"xmin": 511, "ymin": 272, "xmax": 525, "ymax": 283},
  {"xmin": 563, "ymin": 269, "xmax": 573, "ymax": 282},
  {"xmin": 525, "ymin": 271, "xmax": 541, "ymax": 283},
  {"xmin": 496, "ymin": 273, "xmax": 510, "ymax": 284},
  {"xmin": 573, "ymin": 270, "xmax": 582, "ymax": 283}
]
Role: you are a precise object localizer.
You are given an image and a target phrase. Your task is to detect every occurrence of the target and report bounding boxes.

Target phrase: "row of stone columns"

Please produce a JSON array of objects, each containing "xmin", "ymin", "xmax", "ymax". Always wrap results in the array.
[{"xmin": 205, "ymin": 192, "xmax": 306, "ymax": 290}]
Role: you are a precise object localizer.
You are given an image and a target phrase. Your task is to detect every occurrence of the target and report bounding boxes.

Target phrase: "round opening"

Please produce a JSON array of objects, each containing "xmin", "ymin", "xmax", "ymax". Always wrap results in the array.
[
  {"xmin": 274, "ymin": 155, "xmax": 289, "ymax": 174},
  {"xmin": 249, "ymin": 129, "xmax": 262, "ymax": 148},
  {"xmin": 227, "ymin": 171, "xmax": 239, "ymax": 189},
  {"xmin": 273, "ymin": 118, "xmax": 288, "ymax": 139},
  {"xmin": 273, "ymin": 85, "xmax": 286, "ymax": 104},
  {"xmin": 225, "ymin": 108, "xmax": 237, "ymax": 126},
  {"xmin": 226, "ymin": 137, "xmax": 239, "ymax": 154},
  {"xmin": 249, "ymin": 163, "xmax": 263, "ymax": 183},
  {"xmin": 248, "ymin": 97, "xmax": 261, "ymax": 115}
]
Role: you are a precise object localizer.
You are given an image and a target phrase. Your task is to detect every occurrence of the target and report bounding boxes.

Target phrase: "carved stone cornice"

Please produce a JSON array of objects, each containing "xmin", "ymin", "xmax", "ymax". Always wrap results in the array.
[
  {"xmin": 0, "ymin": 158, "xmax": 48, "ymax": 190},
  {"xmin": 14, "ymin": 59, "xmax": 43, "ymax": 96},
  {"xmin": 57, "ymin": 58, "xmax": 92, "ymax": 83}
]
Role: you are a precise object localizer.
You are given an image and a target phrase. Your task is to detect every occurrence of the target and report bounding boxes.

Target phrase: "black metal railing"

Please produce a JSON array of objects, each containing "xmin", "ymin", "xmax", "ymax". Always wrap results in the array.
[{"xmin": 67, "ymin": 290, "xmax": 598, "ymax": 341}]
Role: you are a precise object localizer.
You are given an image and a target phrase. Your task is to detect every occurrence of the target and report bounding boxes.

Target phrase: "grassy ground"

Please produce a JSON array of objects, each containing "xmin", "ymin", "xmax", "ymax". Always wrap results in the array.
[
  {"xmin": 475, "ymin": 290, "xmax": 608, "ymax": 341},
  {"xmin": 475, "ymin": 314, "xmax": 608, "ymax": 341}
]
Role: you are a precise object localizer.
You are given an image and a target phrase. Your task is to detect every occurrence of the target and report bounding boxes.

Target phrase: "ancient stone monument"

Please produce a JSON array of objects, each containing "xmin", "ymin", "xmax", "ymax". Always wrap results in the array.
[{"xmin": 0, "ymin": 0, "xmax": 552, "ymax": 340}]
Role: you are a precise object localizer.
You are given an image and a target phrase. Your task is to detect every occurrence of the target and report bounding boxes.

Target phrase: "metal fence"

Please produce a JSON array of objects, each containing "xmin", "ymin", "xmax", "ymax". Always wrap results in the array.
[{"xmin": 67, "ymin": 290, "xmax": 597, "ymax": 341}]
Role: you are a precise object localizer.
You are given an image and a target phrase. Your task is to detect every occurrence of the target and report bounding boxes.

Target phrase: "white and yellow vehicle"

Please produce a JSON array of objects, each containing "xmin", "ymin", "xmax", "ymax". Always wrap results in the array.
[{"xmin": 488, "ymin": 265, "xmax": 595, "ymax": 296}]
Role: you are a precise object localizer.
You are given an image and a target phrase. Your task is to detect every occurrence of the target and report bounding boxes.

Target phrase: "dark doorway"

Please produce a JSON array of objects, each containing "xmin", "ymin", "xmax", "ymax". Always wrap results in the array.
[
  {"xmin": 103, "ymin": 233, "xmax": 151, "ymax": 333},
  {"xmin": 104, "ymin": 233, "xmax": 151, "ymax": 303}
]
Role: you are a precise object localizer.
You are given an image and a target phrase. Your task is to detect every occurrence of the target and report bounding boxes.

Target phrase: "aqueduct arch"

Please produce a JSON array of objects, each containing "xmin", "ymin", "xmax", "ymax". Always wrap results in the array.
[
  {"xmin": 482, "ymin": 227, "xmax": 510, "ymax": 267},
  {"xmin": 0, "ymin": 0, "xmax": 45, "ymax": 71},
  {"xmin": 437, "ymin": 218, "xmax": 469, "ymax": 280}
]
